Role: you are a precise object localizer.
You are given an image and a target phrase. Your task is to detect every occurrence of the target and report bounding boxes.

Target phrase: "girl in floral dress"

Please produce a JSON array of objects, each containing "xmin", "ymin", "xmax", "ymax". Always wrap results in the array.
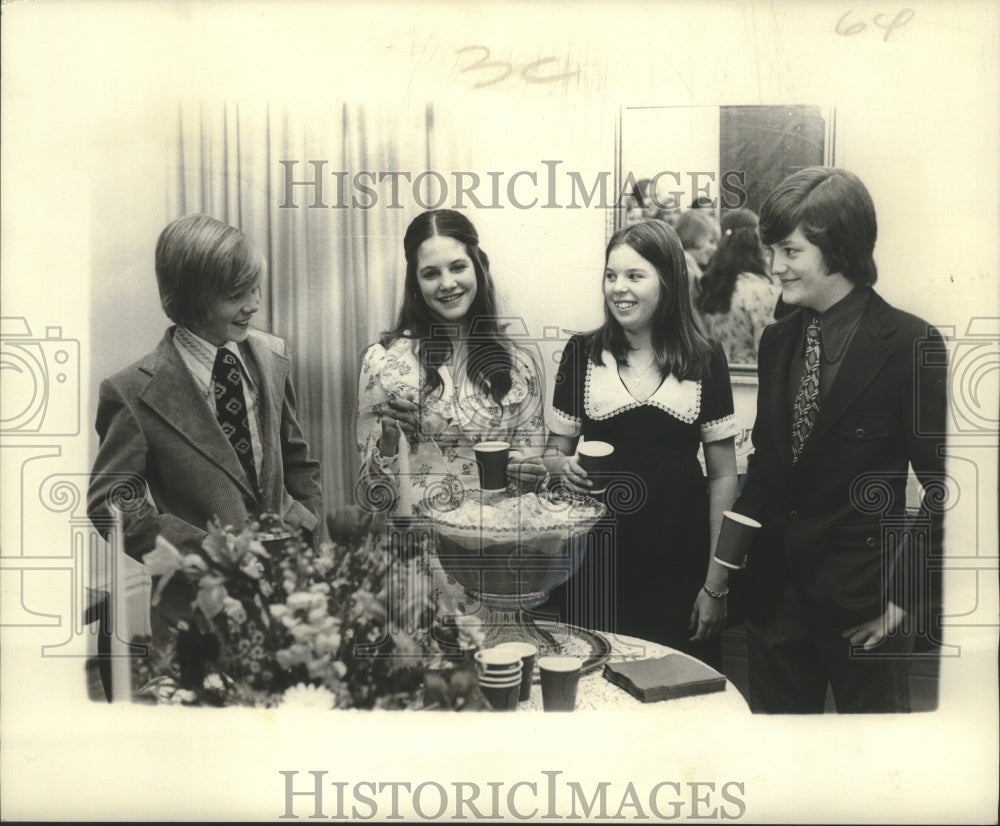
[
  {"xmin": 696, "ymin": 208, "xmax": 781, "ymax": 364},
  {"xmin": 356, "ymin": 209, "xmax": 548, "ymax": 620}
]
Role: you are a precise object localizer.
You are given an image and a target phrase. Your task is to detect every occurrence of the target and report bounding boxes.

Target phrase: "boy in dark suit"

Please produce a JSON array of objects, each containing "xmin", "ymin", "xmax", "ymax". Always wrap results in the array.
[
  {"xmin": 712, "ymin": 168, "xmax": 947, "ymax": 712},
  {"xmin": 88, "ymin": 214, "xmax": 322, "ymax": 560}
]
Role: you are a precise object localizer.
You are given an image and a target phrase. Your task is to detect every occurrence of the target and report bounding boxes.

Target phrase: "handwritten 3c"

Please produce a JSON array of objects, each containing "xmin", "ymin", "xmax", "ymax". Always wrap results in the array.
[{"xmin": 455, "ymin": 45, "xmax": 580, "ymax": 89}]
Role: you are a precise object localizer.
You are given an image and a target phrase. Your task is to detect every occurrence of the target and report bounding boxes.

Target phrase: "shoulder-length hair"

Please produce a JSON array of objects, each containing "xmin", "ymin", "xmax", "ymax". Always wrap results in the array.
[
  {"xmin": 697, "ymin": 208, "xmax": 769, "ymax": 315},
  {"xmin": 588, "ymin": 220, "xmax": 714, "ymax": 381},
  {"xmin": 155, "ymin": 214, "xmax": 265, "ymax": 327},
  {"xmin": 381, "ymin": 209, "xmax": 513, "ymax": 405},
  {"xmin": 759, "ymin": 166, "xmax": 878, "ymax": 286}
]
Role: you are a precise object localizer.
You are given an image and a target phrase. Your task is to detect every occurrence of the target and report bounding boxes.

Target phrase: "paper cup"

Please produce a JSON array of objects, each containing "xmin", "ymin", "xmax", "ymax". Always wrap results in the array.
[
  {"xmin": 538, "ymin": 656, "xmax": 582, "ymax": 711},
  {"xmin": 477, "ymin": 673, "xmax": 522, "ymax": 687},
  {"xmin": 713, "ymin": 510, "xmax": 762, "ymax": 569},
  {"xmin": 478, "ymin": 680, "xmax": 520, "ymax": 711},
  {"xmin": 496, "ymin": 641, "xmax": 538, "ymax": 702},
  {"xmin": 475, "ymin": 647, "xmax": 523, "ymax": 673},
  {"xmin": 474, "ymin": 441, "xmax": 510, "ymax": 492},
  {"xmin": 576, "ymin": 441, "xmax": 614, "ymax": 494}
]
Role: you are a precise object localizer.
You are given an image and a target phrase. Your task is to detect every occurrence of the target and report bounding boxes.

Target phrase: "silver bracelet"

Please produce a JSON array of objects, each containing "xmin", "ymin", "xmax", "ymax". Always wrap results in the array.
[{"xmin": 702, "ymin": 584, "xmax": 729, "ymax": 599}]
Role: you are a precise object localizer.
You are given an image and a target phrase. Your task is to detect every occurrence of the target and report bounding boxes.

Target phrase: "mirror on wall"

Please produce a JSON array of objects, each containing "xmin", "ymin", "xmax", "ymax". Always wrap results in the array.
[{"xmin": 616, "ymin": 104, "xmax": 836, "ymax": 374}]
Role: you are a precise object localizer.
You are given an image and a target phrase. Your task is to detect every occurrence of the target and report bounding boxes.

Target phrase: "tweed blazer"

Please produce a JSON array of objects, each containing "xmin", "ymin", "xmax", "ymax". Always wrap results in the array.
[
  {"xmin": 88, "ymin": 327, "xmax": 322, "ymax": 560},
  {"xmin": 732, "ymin": 290, "xmax": 948, "ymax": 628}
]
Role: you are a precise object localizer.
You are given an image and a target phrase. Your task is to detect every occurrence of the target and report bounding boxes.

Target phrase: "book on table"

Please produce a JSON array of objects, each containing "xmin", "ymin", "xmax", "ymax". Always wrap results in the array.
[{"xmin": 603, "ymin": 654, "xmax": 726, "ymax": 702}]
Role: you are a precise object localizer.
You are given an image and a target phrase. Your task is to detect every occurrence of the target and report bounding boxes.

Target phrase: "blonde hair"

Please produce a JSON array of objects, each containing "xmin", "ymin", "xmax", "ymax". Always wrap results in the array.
[{"xmin": 155, "ymin": 214, "xmax": 266, "ymax": 325}]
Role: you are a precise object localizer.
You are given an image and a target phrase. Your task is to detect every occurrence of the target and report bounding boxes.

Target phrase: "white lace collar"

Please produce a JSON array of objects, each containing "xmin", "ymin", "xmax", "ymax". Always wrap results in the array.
[{"xmin": 584, "ymin": 350, "xmax": 701, "ymax": 423}]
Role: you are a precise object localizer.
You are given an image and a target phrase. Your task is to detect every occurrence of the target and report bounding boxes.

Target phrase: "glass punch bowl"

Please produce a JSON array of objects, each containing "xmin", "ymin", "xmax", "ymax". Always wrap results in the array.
[{"xmin": 417, "ymin": 487, "xmax": 607, "ymax": 657}]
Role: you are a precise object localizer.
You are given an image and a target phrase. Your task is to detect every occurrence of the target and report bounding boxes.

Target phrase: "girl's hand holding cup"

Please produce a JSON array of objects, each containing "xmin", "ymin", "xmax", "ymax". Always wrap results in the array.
[
  {"xmin": 558, "ymin": 455, "xmax": 592, "ymax": 494},
  {"xmin": 574, "ymin": 441, "xmax": 614, "ymax": 494}
]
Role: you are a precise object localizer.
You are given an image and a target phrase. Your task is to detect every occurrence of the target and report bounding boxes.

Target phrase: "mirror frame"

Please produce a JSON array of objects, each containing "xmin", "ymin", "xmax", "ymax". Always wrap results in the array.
[{"xmin": 614, "ymin": 104, "xmax": 837, "ymax": 376}]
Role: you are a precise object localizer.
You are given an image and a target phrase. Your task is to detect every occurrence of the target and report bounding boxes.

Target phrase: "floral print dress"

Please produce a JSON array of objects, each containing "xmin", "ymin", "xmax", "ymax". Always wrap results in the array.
[
  {"xmin": 701, "ymin": 272, "xmax": 781, "ymax": 365},
  {"xmin": 356, "ymin": 335, "xmax": 546, "ymax": 616}
]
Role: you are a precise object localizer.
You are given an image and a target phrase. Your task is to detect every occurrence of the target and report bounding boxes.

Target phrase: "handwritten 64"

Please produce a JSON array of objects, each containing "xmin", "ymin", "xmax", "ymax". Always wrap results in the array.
[{"xmin": 836, "ymin": 9, "xmax": 914, "ymax": 41}]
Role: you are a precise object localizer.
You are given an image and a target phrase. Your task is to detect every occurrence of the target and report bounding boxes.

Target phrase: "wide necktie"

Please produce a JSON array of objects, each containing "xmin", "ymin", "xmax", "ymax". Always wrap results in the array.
[
  {"xmin": 790, "ymin": 317, "xmax": 822, "ymax": 464},
  {"xmin": 212, "ymin": 348, "xmax": 258, "ymax": 491}
]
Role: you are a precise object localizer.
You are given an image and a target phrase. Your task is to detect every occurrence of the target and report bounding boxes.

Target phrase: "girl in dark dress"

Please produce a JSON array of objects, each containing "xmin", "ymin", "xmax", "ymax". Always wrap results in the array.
[{"xmin": 545, "ymin": 220, "xmax": 738, "ymax": 668}]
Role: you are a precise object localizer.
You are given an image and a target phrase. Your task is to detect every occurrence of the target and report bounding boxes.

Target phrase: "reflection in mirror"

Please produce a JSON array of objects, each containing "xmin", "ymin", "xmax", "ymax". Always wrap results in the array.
[
  {"xmin": 698, "ymin": 208, "xmax": 773, "ymax": 358},
  {"xmin": 617, "ymin": 104, "xmax": 835, "ymax": 371}
]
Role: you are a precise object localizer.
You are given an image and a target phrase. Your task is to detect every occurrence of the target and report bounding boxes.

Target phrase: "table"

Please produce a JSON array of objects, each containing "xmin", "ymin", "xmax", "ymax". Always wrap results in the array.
[{"xmin": 518, "ymin": 630, "xmax": 751, "ymax": 713}]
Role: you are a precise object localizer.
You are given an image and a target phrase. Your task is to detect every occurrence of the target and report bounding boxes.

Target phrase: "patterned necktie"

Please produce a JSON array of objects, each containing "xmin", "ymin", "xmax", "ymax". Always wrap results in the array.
[
  {"xmin": 791, "ymin": 317, "xmax": 822, "ymax": 464},
  {"xmin": 212, "ymin": 348, "xmax": 258, "ymax": 491}
]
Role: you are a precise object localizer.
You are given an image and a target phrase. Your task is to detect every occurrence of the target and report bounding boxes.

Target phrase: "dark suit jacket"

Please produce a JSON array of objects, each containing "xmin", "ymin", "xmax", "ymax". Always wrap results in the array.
[
  {"xmin": 733, "ymin": 290, "xmax": 947, "ymax": 628},
  {"xmin": 88, "ymin": 327, "xmax": 323, "ymax": 560}
]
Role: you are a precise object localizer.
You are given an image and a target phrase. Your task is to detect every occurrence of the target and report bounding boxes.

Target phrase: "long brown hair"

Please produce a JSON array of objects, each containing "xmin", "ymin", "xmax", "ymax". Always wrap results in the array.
[
  {"xmin": 589, "ymin": 219, "xmax": 714, "ymax": 381},
  {"xmin": 697, "ymin": 208, "xmax": 769, "ymax": 315},
  {"xmin": 381, "ymin": 209, "xmax": 513, "ymax": 405}
]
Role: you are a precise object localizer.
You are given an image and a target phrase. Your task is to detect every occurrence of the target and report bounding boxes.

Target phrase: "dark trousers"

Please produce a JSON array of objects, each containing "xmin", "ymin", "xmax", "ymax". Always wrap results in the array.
[{"xmin": 746, "ymin": 607, "xmax": 914, "ymax": 714}]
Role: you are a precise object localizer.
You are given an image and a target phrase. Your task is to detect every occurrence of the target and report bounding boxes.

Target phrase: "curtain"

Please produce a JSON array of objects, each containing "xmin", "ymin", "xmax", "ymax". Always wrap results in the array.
[{"xmin": 166, "ymin": 101, "xmax": 468, "ymax": 527}]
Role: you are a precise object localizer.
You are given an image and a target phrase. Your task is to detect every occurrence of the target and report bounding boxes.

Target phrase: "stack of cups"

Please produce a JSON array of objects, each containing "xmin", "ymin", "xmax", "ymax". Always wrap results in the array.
[
  {"xmin": 495, "ymin": 641, "xmax": 538, "ymax": 703},
  {"xmin": 475, "ymin": 648, "xmax": 523, "ymax": 711}
]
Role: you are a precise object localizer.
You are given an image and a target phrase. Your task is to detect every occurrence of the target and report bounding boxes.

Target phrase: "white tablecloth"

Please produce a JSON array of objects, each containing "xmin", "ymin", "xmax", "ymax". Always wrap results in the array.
[{"xmin": 518, "ymin": 630, "xmax": 751, "ymax": 713}]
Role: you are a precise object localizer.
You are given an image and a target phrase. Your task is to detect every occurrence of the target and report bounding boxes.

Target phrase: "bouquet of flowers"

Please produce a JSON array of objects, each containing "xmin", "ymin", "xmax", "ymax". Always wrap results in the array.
[{"xmin": 131, "ymin": 509, "xmax": 487, "ymax": 711}]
